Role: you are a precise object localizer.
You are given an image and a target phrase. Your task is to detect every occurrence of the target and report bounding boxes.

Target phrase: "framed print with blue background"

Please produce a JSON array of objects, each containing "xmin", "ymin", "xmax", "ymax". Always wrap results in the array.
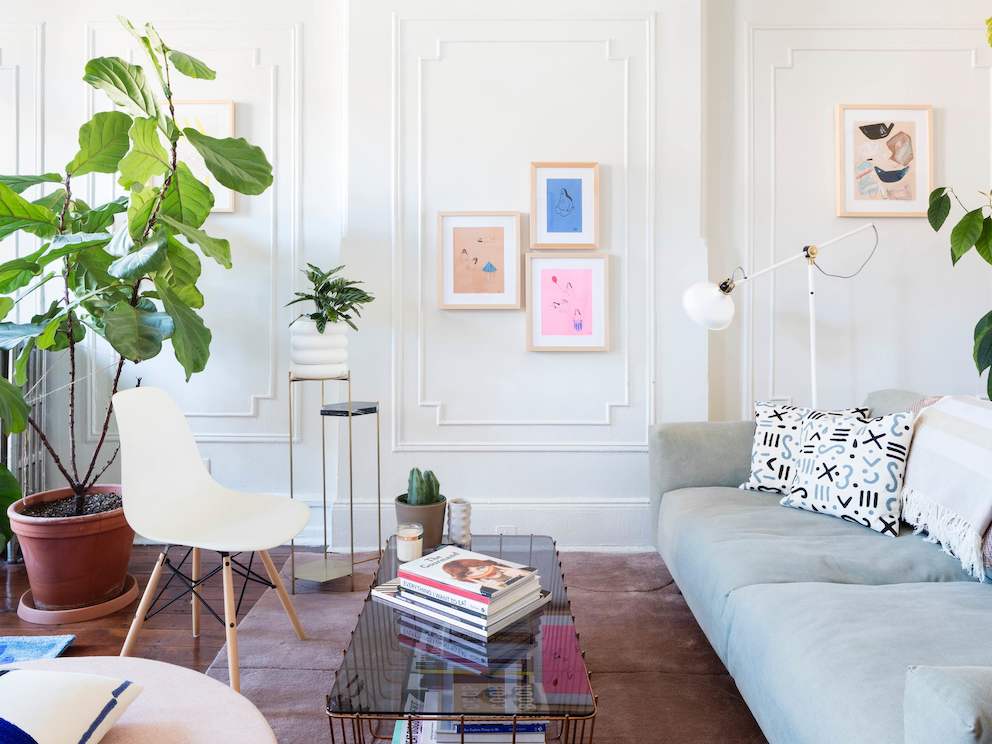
[
  {"xmin": 531, "ymin": 162, "xmax": 600, "ymax": 248},
  {"xmin": 836, "ymin": 104, "xmax": 932, "ymax": 217},
  {"xmin": 438, "ymin": 211, "xmax": 522, "ymax": 309}
]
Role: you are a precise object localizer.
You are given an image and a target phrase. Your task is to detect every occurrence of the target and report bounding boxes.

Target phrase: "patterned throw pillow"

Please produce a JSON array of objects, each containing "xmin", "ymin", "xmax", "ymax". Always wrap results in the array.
[
  {"xmin": 780, "ymin": 411, "xmax": 916, "ymax": 536},
  {"xmin": 741, "ymin": 403, "xmax": 871, "ymax": 494}
]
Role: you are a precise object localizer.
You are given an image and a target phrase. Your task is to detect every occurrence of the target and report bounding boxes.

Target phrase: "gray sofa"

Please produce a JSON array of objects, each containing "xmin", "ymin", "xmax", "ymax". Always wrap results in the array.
[{"xmin": 652, "ymin": 390, "xmax": 992, "ymax": 744}]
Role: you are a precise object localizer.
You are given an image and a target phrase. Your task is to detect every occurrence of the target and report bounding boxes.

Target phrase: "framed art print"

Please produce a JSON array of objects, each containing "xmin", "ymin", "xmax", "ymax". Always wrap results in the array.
[
  {"xmin": 836, "ymin": 104, "xmax": 932, "ymax": 217},
  {"xmin": 174, "ymin": 100, "xmax": 237, "ymax": 212},
  {"xmin": 526, "ymin": 252, "xmax": 609, "ymax": 351},
  {"xmin": 531, "ymin": 162, "xmax": 599, "ymax": 248},
  {"xmin": 438, "ymin": 211, "xmax": 522, "ymax": 309}
]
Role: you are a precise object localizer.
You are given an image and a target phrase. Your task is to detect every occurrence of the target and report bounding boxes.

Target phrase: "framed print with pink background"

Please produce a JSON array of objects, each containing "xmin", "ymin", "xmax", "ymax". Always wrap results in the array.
[
  {"xmin": 526, "ymin": 252, "xmax": 609, "ymax": 352},
  {"xmin": 438, "ymin": 212, "xmax": 522, "ymax": 309},
  {"xmin": 836, "ymin": 104, "xmax": 932, "ymax": 217}
]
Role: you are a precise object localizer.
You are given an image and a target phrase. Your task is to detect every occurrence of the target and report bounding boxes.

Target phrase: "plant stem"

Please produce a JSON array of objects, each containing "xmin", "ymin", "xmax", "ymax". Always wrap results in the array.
[
  {"xmin": 56, "ymin": 174, "xmax": 72, "ymax": 234},
  {"xmin": 86, "ymin": 446, "xmax": 119, "ymax": 491},
  {"xmin": 140, "ymin": 55, "xmax": 178, "ymax": 244},
  {"xmin": 28, "ymin": 415, "xmax": 77, "ymax": 493}
]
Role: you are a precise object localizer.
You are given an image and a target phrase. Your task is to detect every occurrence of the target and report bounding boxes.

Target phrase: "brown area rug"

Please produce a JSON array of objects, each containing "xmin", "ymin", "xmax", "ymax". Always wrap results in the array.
[{"xmin": 207, "ymin": 553, "xmax": 765, "ymax": 743}]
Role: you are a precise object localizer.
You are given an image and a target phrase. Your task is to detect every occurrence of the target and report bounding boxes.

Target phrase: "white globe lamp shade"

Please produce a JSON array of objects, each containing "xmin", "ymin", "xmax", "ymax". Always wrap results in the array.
[{"xmin": 682, "ymin": 281, "xmax": 735, "ymax": 331}]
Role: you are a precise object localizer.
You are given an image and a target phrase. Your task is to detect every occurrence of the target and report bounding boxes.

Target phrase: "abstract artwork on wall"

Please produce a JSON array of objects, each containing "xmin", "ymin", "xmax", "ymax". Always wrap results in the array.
[
  {"xmin": 836, "ymin": 104, "xmax": 932, "ymax": 217},
  {"xmin": 174, "ymin": 100, "xmax": 236, "ymax": 212},
  {"xmin": 531, "ymin": 162, "xmax": 599, "ymax": 248},
  {"xmin": 438, "ymin": 212, "xmax": 521, "ymax": 309},
  {"xmin": 527, "ymin": 252, "xmax": 609, "ymax": 351}
]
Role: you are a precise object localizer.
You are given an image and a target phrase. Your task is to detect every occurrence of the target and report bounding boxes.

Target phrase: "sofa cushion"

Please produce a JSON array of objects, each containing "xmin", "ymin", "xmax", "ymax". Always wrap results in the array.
[
  {"xmin": 904, "ymin": 666, "xmax": 992, "ymax": 744},
  {"xmin": 723, "ymin": 582, "xmax": 992, "ymax": 744},
  {"xmin": 657, "ymin": 487, "xmax": 972, "ymax": 659}
]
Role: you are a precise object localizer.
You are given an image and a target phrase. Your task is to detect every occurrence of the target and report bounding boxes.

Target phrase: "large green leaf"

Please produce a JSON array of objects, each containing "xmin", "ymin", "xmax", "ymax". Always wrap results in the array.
[
  {"xmin": 0, "ymin": 173, "xmax": 61, "ymax": 194},
  {"xmin": 0, "ymin": 258, "xmax": 42, "ymax": 294},
  {"xmin": 155, "ymin": 277, "xmax": 211, "ymax": 380},
  {"xmin": 160, "ymin": 236, "xmax": 204, "ymax": 308},
  {"xmin": 127, "ymin": 185, "xmax": 159, "ymax": 240},
  {"xmin": 0, "ymin": 322, "xmax": 46, "ymax": 351},
  {"xmin": 75, "ymin": 196, "xmax": 128, "ymax": 233},
  {"xmin": 34, "ymin": 316, "xmax": 62, "ymax": 350},
  {"xmin": 975, "ymin": 217, "xmax": 992, "ymax": 266},
  {"xmin": 927, "ymin": 188, "xmax": 951, "ymax": 232},
  {"xmin": 168, "ymin": 50, "xmax": 216, "ymax": 80},
  {"xmin": 0, "ymin": 463, "xmax": 22, "ymax": 540},
  {"xmin": 103, "ymin": 301, "xmax": 171, "ymax": 361},
  {"xmin": 83, "ymin": 57, "xmax": 159, "ymax": 119},
  {"xmin": 118, "ymin": 116, "xmax": 171, "ymax": 189},
  {"xmin": 975, "ymin": 310, "xmax": 992, "ymax": 373},
  {"xmin": 950, "ymin": 209, "xmax": 984, "ymax": 265},
  {"xmin": 32, "ymin": 189, "xmax": 67, "ymax": 213},
  {"xmin": 0, "ymin": 377, "xmax": 29, "ymax": 435},
  {"xmin": 12, "ymin": 338, "xmax": 32, "ymax": 386},
  {"xmin": 75, "ymin": 246, "xmax": 117, "ymax": 288},
  {"xmin": 183, "ymin": 127, "xmax": 273, "ymax": 196},
  {"xmin": 106, "ymin": 225, "xmax": 135, "ymax": 258},
  {"xmin": 40, "ymin": 232, "xmax": 113, "ymax": 267},
  {"xmin": 0, "ymin": 297, "xmax": 13, "ymax": 322},
  {"xmin": 66, "ymin": 111, "xmax": 133, "ymax": 177},
  {"xmin": 160, "ymin": 162, "xmax": 213, "ymax": 228},
  {"xmin": 0, "ymin": 182, "xmax": 58, "ymax": 240},
  {"xmin": 158, "ymin": 214, "xmax": 231, "ymax": 268},
  {"xmin": 108, "ymin": 232, "xmax": 168, "ymax": 280}
]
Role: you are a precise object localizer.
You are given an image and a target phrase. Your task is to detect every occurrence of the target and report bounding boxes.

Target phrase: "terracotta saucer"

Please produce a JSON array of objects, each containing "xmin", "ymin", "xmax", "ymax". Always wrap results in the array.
[{"xmin": 17, "ymin": 574, "xmax": 139, "ymax": 625}]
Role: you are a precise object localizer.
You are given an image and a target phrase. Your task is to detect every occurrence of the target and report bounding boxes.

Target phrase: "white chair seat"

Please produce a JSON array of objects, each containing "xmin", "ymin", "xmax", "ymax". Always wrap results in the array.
[{"xmin": 136, "ymin": 489, "xmax": 309, "ymax": 553}]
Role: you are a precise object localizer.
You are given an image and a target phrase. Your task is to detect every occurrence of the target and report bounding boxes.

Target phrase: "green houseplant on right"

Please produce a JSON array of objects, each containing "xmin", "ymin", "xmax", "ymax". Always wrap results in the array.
[{"xmin": 396, "ymin": 467, "xmax": 446, "ymax": 550}]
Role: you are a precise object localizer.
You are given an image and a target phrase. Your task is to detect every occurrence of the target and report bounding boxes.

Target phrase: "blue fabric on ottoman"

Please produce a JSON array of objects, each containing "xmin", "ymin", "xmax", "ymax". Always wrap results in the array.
[
  {"xmin": 657, "ymin": 487, "xmax": 972, "ymax": 660},
  {"xmin": 904, "ymin": 666, "xmax": 992, "ymax": 744},
  {"xmin": 723, "ymin": 582, "xmax": 992, "ymax": 744}
]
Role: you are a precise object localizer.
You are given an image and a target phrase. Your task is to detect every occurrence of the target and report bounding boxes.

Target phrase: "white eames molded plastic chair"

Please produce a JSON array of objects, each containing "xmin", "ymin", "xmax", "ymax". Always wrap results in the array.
[{"xmin": 114, "ymin": 386, "xmax": 308, "ymax": 692}]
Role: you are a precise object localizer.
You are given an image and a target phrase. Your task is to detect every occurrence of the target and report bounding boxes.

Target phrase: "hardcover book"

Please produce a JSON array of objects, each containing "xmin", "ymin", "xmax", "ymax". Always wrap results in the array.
[{"xmin": 398, "ymin": 547, "xmax": 538, "ymax": 601}]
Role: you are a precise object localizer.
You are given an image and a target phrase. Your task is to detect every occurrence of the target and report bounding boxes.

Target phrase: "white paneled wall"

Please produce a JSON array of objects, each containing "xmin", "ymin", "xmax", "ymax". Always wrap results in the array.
[
  {"xmin": 2, "ymin": 0, "xmax": 709, "ymax": 548},
  {"xmin": 706, "ymin": 0, "xmax": 992, "ymax": 419}
]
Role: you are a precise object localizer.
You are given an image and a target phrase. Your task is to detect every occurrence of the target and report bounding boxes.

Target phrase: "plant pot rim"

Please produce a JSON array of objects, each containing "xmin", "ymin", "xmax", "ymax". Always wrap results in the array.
[
  {"xmin": 395, "ymin": 493, "xmax": 446, "ymax": 506},
  {"xmin": 8, "ymin": 484, "xmax": 123, "ymax": 528},
  {"xmin": 292, "ymin": 318, "xmax": 349, "ymax": 331}
]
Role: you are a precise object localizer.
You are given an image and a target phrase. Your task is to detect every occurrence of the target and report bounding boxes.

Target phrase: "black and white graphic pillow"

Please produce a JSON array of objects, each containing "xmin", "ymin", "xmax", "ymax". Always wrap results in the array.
[
  {"xmin": 779, "ymin": 411, "xmax": 916, "ymax": 536},
  {"xmin": 741, "ymin": 403, "xmax": 871, "ymax": 494}
]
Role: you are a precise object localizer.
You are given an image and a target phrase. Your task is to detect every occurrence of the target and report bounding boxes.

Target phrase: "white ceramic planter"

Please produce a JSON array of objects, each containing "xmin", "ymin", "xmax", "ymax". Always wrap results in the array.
[{"xmin": 290, "ymin": 319, "xmax": 349, "ymax": 379}]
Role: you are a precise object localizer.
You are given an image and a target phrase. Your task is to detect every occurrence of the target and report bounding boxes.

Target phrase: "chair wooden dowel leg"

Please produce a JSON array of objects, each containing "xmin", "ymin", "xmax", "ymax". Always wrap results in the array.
[
  {"xmin": 260, "ymin": 550, "xmax": 305, "ymax": 640},
  {"xmin": 121, "ymin": 551, "xmax": 167, "ymax": 657},
  {"xmin": 222, "ymin": 555, "xmax": 241, "ymax": 692},
  {"xmin": 191, "ymin": 547, "xmax": 201, "ymax": 638}
]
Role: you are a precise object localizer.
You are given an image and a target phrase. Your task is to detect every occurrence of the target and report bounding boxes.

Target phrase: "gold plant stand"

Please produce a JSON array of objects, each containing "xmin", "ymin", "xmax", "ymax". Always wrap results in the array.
[{"xmin": 287, "ymin": 372, "xmax": 382, "ymax": 593}]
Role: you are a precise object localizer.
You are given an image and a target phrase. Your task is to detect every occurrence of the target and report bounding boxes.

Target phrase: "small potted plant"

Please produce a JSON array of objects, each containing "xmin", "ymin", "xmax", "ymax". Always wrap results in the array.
[
  {"xmin": 396, "ymin": 468, "xmax": 446, "ymax": 550},
  {"xmin": 287, "ymin": 264, "xmax": 374, "ymax": 379}
]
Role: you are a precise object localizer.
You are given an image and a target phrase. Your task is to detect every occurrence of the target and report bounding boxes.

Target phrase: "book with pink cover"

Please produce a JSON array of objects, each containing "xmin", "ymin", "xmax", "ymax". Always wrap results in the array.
[{"xmin": 398, "ymin": 546, "xmax": 537, "ymax": 601}]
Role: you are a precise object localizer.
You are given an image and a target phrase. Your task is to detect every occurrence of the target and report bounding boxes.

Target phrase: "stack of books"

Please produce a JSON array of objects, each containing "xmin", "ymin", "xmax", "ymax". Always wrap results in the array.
[
  {"xmin": 372, "ymin": 546, "xmax": 551, "ymax": 640},
  {"xmin": 392, "ymin": 690, "xmax": 548, "ymax": 744}
]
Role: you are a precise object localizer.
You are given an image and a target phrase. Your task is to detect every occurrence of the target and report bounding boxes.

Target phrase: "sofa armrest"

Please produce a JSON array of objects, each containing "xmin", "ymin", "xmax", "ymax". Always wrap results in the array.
[
  {"xmin": 649, "ymin": 420, "xmax": 755, "ymax": 500},
  {"xmin": 904, "ymin": 666, "xmax": 992, "ymax": 744}
]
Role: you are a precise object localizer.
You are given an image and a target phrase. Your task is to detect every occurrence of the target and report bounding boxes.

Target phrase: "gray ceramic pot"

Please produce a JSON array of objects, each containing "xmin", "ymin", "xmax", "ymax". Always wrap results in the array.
[{"xmin": 394, "ymin": 495, "xmax": 447, "ymax": 551}]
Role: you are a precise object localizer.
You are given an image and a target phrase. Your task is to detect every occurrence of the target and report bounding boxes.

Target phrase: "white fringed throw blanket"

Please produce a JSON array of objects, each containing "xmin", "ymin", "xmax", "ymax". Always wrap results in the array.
[{"xmin": 902, "ymin": 396, "xmax": 992, "ymax": 580}]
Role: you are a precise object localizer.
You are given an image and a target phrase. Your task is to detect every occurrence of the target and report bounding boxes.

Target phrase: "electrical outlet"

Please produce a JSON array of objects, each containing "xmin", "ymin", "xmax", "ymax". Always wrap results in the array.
[{"xmin": 495, "ymin": 525, "xmax": 517, "ymax": 535}]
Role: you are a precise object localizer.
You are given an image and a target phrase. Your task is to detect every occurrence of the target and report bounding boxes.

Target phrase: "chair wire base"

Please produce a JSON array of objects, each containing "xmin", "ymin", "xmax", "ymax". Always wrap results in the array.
[{"xmin": 142, "ymin": 546, "xmax": 275, "ymax": 626}]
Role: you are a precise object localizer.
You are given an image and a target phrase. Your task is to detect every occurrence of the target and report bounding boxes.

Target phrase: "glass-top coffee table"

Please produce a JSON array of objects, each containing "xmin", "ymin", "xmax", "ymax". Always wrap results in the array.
[{"xmin": 327, "ymin": 535, "xmax": 597, "ymax": 743}]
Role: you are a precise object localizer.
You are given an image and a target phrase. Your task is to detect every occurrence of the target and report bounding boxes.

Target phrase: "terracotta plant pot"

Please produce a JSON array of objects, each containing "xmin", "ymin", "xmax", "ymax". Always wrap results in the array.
[
  {"xmin": 8, "ymin": 484, "xmax": 134, "ymax": 612},
  {"xmin": 395, "ymin": 495, "xmax": 447, "ymax": 551}
]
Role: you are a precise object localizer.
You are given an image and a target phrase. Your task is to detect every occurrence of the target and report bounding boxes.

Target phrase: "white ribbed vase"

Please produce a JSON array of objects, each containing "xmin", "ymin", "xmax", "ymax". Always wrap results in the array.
[
  {"xmin": 290, "ymin": 319, "xmax": 349, "ymax": 379},
  {"xmin": 446, "ymin": 498, "xmax": 472, "ymax": 548}
]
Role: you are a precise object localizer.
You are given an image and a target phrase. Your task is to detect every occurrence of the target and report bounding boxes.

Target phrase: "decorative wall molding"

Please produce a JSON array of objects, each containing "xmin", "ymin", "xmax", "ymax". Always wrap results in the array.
[
  {"xmin": 741, "ymin": 24, "xmax": 990, "ymax": 418},
  {"xmin": 80, "ymin": 21, "xmax": 303, "ymax": 443},
  {"xmin": 389, "ymin": 14, "xmax": 656, "ymax": 452}
]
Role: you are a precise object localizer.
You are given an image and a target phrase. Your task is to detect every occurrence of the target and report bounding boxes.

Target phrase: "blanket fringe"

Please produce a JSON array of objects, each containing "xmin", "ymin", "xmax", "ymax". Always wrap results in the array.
[{"xmin": 902, "ymin": 488, "xmax": 986, "ymax": 581}]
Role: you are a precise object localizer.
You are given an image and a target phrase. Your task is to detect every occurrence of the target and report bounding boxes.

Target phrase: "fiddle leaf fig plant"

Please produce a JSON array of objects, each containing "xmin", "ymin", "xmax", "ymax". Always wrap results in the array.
[{"xmin": 0, "ymin": 17, "xmax": 273, "ymax": 525}]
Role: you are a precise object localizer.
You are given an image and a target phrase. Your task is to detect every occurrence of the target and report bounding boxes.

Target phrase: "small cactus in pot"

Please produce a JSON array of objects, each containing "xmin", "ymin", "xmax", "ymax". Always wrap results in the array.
[{"xmin": 396, "ymin": 467, "xmax": 447, "ymax": 550}]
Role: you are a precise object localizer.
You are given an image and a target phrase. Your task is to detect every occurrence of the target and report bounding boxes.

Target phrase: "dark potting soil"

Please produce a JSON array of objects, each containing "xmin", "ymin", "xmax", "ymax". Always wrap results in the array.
[{"xmin": 21, "ymin": 491, "xmax": 122, "ymax": 518}]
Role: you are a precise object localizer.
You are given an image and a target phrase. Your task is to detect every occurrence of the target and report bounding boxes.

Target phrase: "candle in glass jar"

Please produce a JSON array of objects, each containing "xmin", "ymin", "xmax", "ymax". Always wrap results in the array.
[{"xmin": 396, "ymin": 522, "xmax": 424, "ymax": 562}]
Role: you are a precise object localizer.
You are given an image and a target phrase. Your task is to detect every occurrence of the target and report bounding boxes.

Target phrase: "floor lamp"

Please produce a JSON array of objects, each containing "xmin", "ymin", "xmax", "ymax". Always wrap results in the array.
[{"xmin": 682, "ymin": 223, "xmax": 878, "ymax": 409}]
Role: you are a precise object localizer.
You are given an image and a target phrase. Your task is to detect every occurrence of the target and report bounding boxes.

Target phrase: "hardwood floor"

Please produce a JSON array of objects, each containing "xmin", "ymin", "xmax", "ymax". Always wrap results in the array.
[{"xmin": 1, "ymin": 545, "xmax": 291, "ymax": 672}]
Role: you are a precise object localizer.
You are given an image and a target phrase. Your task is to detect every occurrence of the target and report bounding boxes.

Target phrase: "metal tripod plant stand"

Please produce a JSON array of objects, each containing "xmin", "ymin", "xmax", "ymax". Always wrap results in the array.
[{"xmin": 287, "ymin": 371, "xmax": 382, "ymax": 593}]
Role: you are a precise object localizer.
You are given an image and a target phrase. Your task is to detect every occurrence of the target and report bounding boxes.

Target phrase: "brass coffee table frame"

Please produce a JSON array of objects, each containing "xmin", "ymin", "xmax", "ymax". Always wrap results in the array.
[
  {"xmin": 325, "ymin": 537, "xmax": 598, "ymax": 743},
  {"xmin": 287, "ymin": 372, "xmax": 382, "ymax": 592}
]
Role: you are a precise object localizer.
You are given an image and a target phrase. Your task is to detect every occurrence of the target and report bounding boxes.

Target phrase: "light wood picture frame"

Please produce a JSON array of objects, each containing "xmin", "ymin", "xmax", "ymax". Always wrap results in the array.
[
  {"xmin": 526, "ymin": 252, "xmax": 609, "ymax": 352},
  {"xmin": 530, "ymin": 162, "xmax": 600, "ymax": 248},
  {"xmin": 437, "ymin": 211, "xmax": 522, "ymax": 309},
  {"xmin": 835, "ymin": 104, "xmax": 933, "ymax": 217},
  {"xmin": 174, "ymin": 99, "xmax": 237, "ymax": 213}
]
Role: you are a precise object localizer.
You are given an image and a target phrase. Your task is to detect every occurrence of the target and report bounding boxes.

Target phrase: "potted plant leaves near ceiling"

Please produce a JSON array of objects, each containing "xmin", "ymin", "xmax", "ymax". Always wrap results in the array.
[
  {"xmin": 1, "ymin": 17, "xmax": 273, "ymax": 623},
  {"xmin": 287, "ymin": 263, "xmax": 374, "ymax": 379},
  {"xmin": 396, "ymin": 468, "xmax": 447, "ymax": 550}
]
